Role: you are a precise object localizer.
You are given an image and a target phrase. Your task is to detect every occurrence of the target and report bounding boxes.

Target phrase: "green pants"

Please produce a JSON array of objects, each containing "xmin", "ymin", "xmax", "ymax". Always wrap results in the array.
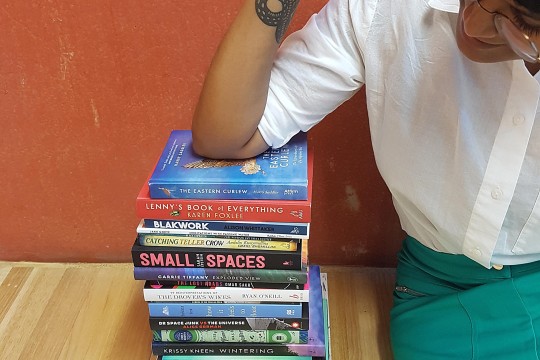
[{"xmin": 390, "ymin": 236, "xmax": 540, "ymax": 360}]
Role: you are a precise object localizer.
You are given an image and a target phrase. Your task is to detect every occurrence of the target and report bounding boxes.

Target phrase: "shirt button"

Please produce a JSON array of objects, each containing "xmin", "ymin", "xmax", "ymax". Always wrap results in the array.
[
  {"xmin": 492, "ymin": 264, "xmax": 504, "ymax": 270},
  {"xmin": 470, "ymin": 247, "xmax": 482, "ymax": 257},
  {"xmin": 513, "ymin": 114, "xmax": 525, "ymax": 125},
  {"xmin": 491, "ymin": 187, "xmax": 503, "ymax": 200}
]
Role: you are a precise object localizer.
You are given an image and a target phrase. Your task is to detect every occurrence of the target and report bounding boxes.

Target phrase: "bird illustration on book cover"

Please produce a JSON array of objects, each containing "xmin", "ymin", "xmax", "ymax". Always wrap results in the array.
[
  {"xmin": 184, "ymin": 158, "xmax": 265, "ymax": 175},
  {"xmin": 157, "ymin": 158, "xmax": 265, "ymax": 198}
]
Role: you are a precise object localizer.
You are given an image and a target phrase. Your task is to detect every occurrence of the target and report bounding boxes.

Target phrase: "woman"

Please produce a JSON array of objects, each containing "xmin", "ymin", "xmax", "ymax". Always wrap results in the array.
[{"xmin": 192, "ymin": 0, "xmax": 540, "ymax": 358}]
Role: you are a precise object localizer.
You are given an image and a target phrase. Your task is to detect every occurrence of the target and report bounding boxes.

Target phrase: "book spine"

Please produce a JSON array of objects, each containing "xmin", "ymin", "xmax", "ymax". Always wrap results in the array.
[
  {"xmin": 321, "ymin": 273, "xmax": 332, "ymax": 360},
  {"xmin": 141, "ymin": 219, "xmax": 309, "ymax": 239},
  {"xmin": 133, "ymin": 267, "xmax": 308, "ymax": 284},
  {"xmin": 145, "ymin": 280, "xmax": 304, "ymax": 288},
  {"xmin": 131, "ymin": 247, "xmax": 303, "ymax": 271},
  {"xmin": 149, "ymin": 317, "xmax": 309, "ymax": 331},
  {"xmin": 149, "ymin": 183, "xmax": 308, "ymax": 201},
  {"xmin": 151, "ymin": 341, "xmax": 324, "ymax": 356},
  {"xmin": 138, "ymin": 234, "xmax": 298, "ymax": 252},
  {"xmin": 148, "ymin": 302, "xmax": 303, "ymax": 318},
  {"xmin": 143, "ymin": 287, "xmax": 309, "ymax": 303},
  {"xmin": 153, "ymin": 329, "xmax": 308, "ymax": 343},
  {"xmin": 135, "ymin": 199, "xmax": 310, "ymax": 223},
  {"xmin": 140, "ymin": 233, "xmax": 291, "ymax": 242}
]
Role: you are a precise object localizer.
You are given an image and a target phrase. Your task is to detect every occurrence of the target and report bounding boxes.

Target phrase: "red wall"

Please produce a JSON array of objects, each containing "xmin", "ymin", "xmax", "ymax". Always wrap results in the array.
[{"xmin": 0, "ymin": 0, "xmax": 404, "ymax": 267}]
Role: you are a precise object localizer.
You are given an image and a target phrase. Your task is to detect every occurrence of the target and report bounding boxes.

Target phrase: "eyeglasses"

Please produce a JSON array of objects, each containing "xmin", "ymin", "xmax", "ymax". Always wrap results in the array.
[{"xmin": 475, "ymin": 0, "xmax": 540, "ymax": 63}]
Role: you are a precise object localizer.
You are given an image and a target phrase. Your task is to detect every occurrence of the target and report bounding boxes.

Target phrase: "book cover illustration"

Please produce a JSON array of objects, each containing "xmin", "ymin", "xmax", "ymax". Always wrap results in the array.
[
  {"xmin": 148, "ymin": 130, "xmax": 308, "ymax": 200},
  {"xmin": 153, "ymin": 329, "xmax": 308, "ymax": 344},
  {"xmin": 151, "ymin": 265, "xmax": 325, "ymax": 356},
  {"xmin": 149, "ymin": 315, "xmax": 309, "ymax": 331},
  {"xmin": 143, "ymin": 279, "xmax": 309, "ymax": 303},
  {"xmin": 136, "ymin": 148, "xmax": 314, "ymax": 223},
  {"xmin": 139, "ymin": 219, "xmax": 310, "ymax": 239}
]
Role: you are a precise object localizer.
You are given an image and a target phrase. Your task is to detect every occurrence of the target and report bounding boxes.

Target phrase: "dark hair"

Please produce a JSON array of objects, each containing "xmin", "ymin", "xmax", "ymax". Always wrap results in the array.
[{"xmin": 515, "ymin": 0, "xmax": 540, "ymax": 14}]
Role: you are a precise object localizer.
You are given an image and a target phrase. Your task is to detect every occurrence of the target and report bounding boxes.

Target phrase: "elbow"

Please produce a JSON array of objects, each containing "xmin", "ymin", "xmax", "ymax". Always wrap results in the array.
[
  {"xmin": 191, "ymin": 130, "xmax": 239, "ymax": 159},
  {"xmin": 192, "ymin": 114, "xmax": 268, "ymax": 159},
  {"xmin": 191, "ymin": 112, "xmax": 237, "ymax": 159},
  {"xmin": 191, "ymin": 128, "xmax": 267, "ymax": 160},
  {"xmin": 191, "ymin": 132, "xmax": 219, "ymax": 159},
  {"xmin": 191, "ymin": 117, "xmax": 219, "ymax": 158}
]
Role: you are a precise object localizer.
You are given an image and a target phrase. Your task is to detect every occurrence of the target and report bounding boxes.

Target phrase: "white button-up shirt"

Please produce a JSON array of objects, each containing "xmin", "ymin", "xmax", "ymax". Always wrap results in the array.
[{"xmin": 257, "ymin": 0, "xmax": 540, "ymax": 268}]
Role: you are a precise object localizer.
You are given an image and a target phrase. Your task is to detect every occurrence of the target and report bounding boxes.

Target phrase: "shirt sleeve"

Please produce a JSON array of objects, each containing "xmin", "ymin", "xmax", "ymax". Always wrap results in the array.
[{"xmin": 258, "ymin": 0, "xmax": 365, "ymax": 148}]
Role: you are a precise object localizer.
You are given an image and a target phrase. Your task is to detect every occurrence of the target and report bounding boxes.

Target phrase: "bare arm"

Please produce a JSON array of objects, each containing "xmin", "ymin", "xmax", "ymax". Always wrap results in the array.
[{"xmin": 191, "ymin": 0, "xmax": 301, "ymax": 159}]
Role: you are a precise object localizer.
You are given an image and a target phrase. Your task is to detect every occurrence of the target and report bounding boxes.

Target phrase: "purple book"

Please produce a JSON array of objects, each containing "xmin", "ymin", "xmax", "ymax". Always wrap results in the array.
[{"xmin": 151, "ymin": 265, "xmax": 325, "ymax": 357}]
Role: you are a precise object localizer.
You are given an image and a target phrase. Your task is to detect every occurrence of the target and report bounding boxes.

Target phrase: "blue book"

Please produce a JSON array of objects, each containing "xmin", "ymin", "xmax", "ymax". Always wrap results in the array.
[
  {"xmin": 148, "ymin": 302, "xmax": 304, "ymax": 318},
  {"xmin": 152, "ymin": 265, "xmax": 326, "ymax": 357},
  {"xmin": 148, "ymin": 130, "xmax": 308, "ymax": 200}
]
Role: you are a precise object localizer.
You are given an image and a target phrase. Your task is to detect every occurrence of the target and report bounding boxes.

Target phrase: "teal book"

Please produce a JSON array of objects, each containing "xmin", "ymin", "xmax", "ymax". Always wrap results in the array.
[
  {"xmin": 148, "ymin": 130, "xmax": 309, "ymax": 200},
  {"xmin": 321, "ymin": 272, "xmax": 332, "ymax": 360}
]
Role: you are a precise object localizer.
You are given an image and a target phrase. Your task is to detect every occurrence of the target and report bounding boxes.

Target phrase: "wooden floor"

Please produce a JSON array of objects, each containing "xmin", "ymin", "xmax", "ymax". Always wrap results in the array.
[{"xmin": 0, "ymin": 262, "xmax": 395, "ymax": 360}]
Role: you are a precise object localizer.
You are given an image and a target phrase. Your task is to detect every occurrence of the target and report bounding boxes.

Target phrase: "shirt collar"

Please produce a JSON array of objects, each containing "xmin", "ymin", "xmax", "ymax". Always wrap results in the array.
[{"xmin": 428, "ymin": 0, "xmax": 459, "ymax": 13}]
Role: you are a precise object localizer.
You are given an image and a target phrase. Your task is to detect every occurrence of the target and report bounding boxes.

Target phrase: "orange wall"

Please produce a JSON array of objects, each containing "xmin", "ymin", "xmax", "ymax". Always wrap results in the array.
[{"xmin": 0, "ymin": 0, "xmax": 404, "ymax": 267}]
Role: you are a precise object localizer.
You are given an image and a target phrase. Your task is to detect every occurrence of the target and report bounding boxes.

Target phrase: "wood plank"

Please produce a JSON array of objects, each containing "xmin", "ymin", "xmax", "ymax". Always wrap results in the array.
[
  {"xmin": 0, "ymin": 266, "xmax": 33, "ymax": 320},
  {"xmin": 16, "ymin": 267, "xmax": 90, "ymax": 359},
  {"xmin": 0, "ymin": 266, "xmax": 67, "ymax": 358},
  {"xmin": 0, "ymin": 265, "xmax": 12, "ymax": 287},
  {"xmin": 57, "ymin": 266, "xmax": 153, "ymax": 359},
  {"xmin": 323, "ymin": 266, "xmax": 395, "ymax": 360}
]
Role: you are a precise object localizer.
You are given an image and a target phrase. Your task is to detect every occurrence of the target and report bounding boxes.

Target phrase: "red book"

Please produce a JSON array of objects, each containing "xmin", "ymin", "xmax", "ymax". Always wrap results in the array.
[{"xmin": 135, "ymin": 148, "xmax": 313, "ymax": 223}]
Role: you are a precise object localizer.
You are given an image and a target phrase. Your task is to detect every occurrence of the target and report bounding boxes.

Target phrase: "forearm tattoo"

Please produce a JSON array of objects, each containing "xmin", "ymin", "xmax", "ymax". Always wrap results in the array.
[{"xmin": 255, "ymin": 0, "xmax": 300, "ymax": 43}]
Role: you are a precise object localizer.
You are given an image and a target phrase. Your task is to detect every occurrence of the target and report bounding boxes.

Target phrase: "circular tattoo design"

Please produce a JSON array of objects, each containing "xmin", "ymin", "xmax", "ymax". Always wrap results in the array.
[{"xmin": 255, "ymin": 0, "xmax": 300, "ymax": 43}]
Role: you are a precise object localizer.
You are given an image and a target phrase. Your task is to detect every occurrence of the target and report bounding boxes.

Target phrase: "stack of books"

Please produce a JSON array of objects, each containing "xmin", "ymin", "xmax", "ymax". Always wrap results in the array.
[{"xmin": 131, "ymin": 130, "xmax": 331, "ymax": 359}]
